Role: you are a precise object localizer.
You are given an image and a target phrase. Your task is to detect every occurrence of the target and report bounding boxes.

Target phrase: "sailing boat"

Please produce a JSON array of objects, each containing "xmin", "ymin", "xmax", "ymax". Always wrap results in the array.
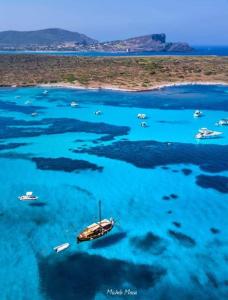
[{"xmin": 77, "ymin": 200, "xmax": 114, "ymax": 243}]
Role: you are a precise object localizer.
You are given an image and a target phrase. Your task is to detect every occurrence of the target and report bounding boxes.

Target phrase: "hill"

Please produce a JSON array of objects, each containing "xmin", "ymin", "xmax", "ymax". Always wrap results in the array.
[
  {"xmin": 0, "ymin": 28, "xmax": 97, "ymax": 47},
  {"xmin": 0, "ymin": 29, "xmax": 192, "ymax": 52},
  {"xmin": 91, "ymin": 33, "xmax": 192, "ymax": 52}
]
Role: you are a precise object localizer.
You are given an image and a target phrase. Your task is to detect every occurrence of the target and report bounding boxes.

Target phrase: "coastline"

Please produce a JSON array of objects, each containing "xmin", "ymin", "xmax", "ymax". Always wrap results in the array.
[
  {"xmin": 1, "ymin": 55, "xmax": 227, "ymax": 91},
  {"xmin": 38, "ymin": 81, "xmax": 228, "ymax": 92}
]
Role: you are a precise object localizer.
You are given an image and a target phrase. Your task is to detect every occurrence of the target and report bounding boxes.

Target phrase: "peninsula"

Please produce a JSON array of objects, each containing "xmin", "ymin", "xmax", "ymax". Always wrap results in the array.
[
  {"xmin": 0, "ymin": 28, "xmax": 192, "ymax": 52},
  {"xmin": 0, "ymin": 55, "xmax": 227, "ymax": 91}
]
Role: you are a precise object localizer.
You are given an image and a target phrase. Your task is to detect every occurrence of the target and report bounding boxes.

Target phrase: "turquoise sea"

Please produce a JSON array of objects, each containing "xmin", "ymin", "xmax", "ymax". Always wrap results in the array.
[
  {"xmin": 0, "ymin": 85, "xmax": 227, "ymax": 300},
  {"xmin": 0, "ymin": 46, "xmax": 228, "ymax": 56}
]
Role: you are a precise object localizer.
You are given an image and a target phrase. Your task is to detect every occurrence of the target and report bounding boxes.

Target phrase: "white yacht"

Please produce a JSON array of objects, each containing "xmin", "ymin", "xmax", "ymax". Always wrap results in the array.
[
  {"xmin": 43, "ymin": 90, "xmax": 48, "ymax": 95},
  {"xmin": 94, "ymin": 110, "xmax": 102, "ymax": 115},
  {"xmin": 215, "ymin": 119, "xmax": 228, "ymax": 126},
  {"xmin": 193, "ymin": 110, "xmax": 203, "ymax": 118},
  {"xmin": 195, "ymin": 128, "xmax": 223, "ymax": 139},
  {"xmin": 70, "ymin": 101, "xmax": 79, "ymax": 107},
  {"xmin": 137, "ymin": 113, "xmax": 147, "ymax": 119},
  {"xmin": 18, "ymin": 191, "xmax": 38, "ymax": 201},
  {"xmin": 53, "ymin": 243, "xmax": 70, "ymax": 253}
]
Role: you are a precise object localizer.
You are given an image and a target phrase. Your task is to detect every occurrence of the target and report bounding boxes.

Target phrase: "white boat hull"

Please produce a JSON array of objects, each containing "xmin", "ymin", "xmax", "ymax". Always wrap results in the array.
[
  {"xmin": 195, "ymin": 132, "xmax": 223, "ymax": 139},
  {"xmin": 18, "ymin": 196, "xmax": 38, "ymax": 201},
  {"xmin": 53, "ymin": 243, "xmax": 70, "ymax": 253},
  {"xmin": 216, "ymin": 120, "xmax": 228, "ymax": 126}
]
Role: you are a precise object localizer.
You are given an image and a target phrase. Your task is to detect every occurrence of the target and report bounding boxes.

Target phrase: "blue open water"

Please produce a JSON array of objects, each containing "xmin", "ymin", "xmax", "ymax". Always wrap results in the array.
[{"xmin": 0, "ymin": 85, "xmax": 227, "ymax": 300}]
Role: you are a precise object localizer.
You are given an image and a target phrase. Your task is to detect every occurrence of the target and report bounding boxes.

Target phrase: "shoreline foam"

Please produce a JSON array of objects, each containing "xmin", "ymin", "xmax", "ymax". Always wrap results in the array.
[{"xmin": 38, "ymin": 81, "xmax": 228, "ymax": 92}]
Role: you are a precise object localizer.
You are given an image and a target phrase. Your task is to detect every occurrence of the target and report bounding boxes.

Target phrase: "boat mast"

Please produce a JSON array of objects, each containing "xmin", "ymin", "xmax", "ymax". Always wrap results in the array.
[{"xmin": 98, "ymin": 200, "xmax": 102, "ymax": 223}]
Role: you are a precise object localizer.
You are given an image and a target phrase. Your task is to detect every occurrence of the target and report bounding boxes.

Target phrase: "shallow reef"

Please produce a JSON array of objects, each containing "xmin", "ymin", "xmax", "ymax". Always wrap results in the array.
[
  {"xmin": 38, "ymin": 251, "xmax": 166, "ymax": 300},
  {"xmin": 168, "ymin": 230, "xmax": 196, "ymax": 248},
  {"xmin": 130, "ymin": 232, "xmax": 167, "ymax": 255},
  {"xmin": 0, "ymin": 116, "xmax": 129, "ymax": 140},
  {"xmin": 74, "ymin": 140, "xmax": 228, "ymax": 173},
  {"xmin": 0, "ymin": 99, "xmax": 45, "ymax": 114},
  {"xmin": 196, "ymin": 175, "xmax": 228, "ymax": 193},
  {"xmin": 182, "ymin": 168, "xmax": 192, "ymax": 176},
  {"xmin": 0, "ymin": 142, "xmax": 28, "ymax": 151},
  {"xmin": 32, "ymin": 157, "xmax": 103, "ymax": 173}
]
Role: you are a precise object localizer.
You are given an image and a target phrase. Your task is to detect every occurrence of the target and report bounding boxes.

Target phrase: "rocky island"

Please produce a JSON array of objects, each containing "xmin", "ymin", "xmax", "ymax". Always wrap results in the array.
[
  {"xmin": 85, "ymin": 33, "xmax": 192, "ymax": 52},
  {"xmin": 0, "ymin": 28, "xmax": 192, "ymax": 52}
]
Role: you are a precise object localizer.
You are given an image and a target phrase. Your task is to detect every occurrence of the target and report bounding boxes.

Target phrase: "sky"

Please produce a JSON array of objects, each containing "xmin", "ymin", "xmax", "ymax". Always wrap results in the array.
[{"xmin": 0, "ymin": 0, "xmax": 227, "ymax": 45}]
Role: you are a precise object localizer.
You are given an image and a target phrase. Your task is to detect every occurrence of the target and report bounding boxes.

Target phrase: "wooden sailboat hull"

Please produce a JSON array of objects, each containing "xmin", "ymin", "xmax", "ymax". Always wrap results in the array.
[{"xmin": 77, "ymin": 220, "xmax": 114, "ymax": 243}]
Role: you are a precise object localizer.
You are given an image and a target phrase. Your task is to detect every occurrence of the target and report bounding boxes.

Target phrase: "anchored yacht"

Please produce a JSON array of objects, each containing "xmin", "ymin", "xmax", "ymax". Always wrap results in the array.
[
  {"xmin": 94, "ymin": 110, "xmax": 102, "ymax": 115},
  {"xmin": 77, "ymin": 201, "xmax": 114, "ymax": 243},
  {"xmin": 215, "ymin": 119, "xmax": 228, "ymax": 126},
  {"xmin": 70, "ymin": 101, "xmax": 79, "ymax": 107},
  {"xmin": 195, "ymin": 128, "xmax": 223, "ymax": 139},
  {"xmin": 18, "ymin": 191, "xmax": 38, "ymax": 201},
  {"xmin": 193, "ymin": 110, "xmax": 203, "ymax": 118},
  {"xmin": 137, "ymin": 113, "xmax": 147, "ymax": 119}
]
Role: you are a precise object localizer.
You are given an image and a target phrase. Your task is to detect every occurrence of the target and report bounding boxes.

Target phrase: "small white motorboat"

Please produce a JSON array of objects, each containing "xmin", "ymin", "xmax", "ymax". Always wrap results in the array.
[
  {"xmin": 43, "ymin": 90, "xmax": 48, "ymax": 95},
  {"xmin": 31, "ymin": 112, "xmax": 38, "ymax": 117},
  {"xmin": 141, "ymin": 121, "xmax": 148, "ymax": 128},
  {"xmin": 215, "ymin": 119, "xmax": 228, "ymax": 126},
  {"xmin": 137, "ymin": 113, "xmax": 147, "ymax": 119},
  {"xmin": 18, "ymin": 191, "xmax": 38, "ymax": 201},
  {"xmin": 94, "ymin": 110, "xmax": 102, "ymax": 115},
  {"xmin": 53, "ymin": 243, "xmax": 70, "ymax": 253},
  {"xmin": 195, "ymin": 128, "xmax": 223, "ymax": 139},
  {"xmin": 70, "ymin": 101, "xmax": 79, "ymax": 107},
  {"xmin": 193, "ymin": 110, "xmax": 203, "ymax": 118}
]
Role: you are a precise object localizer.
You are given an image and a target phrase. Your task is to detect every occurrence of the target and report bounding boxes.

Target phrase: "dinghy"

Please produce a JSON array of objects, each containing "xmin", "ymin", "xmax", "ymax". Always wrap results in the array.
[{"xmin": 53, "ymin": 243, "xmax": 70, "ymax": 253}]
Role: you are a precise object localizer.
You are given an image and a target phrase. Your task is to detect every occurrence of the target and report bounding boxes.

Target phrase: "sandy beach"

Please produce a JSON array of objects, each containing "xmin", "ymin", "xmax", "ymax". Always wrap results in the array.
[{"xmin": 39, "ymin": 81, "xmax": 228, "ymax": 92}]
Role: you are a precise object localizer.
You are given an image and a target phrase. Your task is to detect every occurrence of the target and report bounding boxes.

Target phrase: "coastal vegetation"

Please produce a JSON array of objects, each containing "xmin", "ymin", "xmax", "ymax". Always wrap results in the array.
[{"xmin": 0, "ymin": 55, "xmax": 227, "ymax": 90}]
